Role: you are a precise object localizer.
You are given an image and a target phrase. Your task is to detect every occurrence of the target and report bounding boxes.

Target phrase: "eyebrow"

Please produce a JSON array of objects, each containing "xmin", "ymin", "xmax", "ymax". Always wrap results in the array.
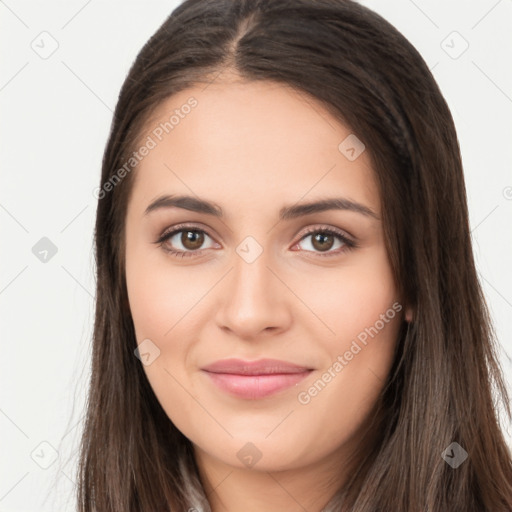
[{"xmin": 144, "ymin": 194, "xmax": 379, "ymax": 220}]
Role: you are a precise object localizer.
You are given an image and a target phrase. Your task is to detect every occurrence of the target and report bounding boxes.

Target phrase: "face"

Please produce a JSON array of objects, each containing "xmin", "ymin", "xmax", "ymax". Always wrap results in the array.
[{"xmin": 124, "ymin": 77, "xmax": 408, "ymax": 476}]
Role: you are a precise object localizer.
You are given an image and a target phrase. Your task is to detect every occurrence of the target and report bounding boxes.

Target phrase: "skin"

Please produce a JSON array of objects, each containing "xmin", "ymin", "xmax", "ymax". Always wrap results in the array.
[{"xmin": 124, "ymin": 74, "xmax": 412, "ymax": 512}]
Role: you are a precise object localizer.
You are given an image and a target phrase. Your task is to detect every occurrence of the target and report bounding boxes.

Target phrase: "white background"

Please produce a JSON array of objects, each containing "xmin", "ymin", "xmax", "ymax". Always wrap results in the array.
[{"xmin": 1, "ymin": 1, "xmax": 511, "ymax": 510}]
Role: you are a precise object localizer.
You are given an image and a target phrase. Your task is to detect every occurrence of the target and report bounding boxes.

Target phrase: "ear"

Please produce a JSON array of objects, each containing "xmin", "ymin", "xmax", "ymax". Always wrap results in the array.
[{"xmin": 404, "ymin": 305, "xmax": 413, "ymax": 323}]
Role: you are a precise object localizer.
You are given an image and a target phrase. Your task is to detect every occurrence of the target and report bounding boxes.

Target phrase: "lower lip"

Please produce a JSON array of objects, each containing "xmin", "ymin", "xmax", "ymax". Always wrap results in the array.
[{"xmin": 203, "ymin": 371, "xmax": 312, "ymax": 399}]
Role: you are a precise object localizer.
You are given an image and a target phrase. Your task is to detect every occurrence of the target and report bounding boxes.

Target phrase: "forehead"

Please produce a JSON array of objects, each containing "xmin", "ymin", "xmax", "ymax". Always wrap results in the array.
[{"xmin": 128, "ymin": 79, "xmax": 379, "ymax": 218}]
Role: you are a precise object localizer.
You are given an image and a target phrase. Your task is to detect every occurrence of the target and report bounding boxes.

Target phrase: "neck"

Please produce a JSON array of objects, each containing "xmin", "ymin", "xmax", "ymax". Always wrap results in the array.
[{"xmin": 193, "ymin": 442, "xmax": 356, "ymax": 512}]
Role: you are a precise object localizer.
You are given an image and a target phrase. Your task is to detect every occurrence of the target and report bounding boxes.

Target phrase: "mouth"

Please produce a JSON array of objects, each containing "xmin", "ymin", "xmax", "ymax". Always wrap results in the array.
[{"xmin": 201, "ymin": 358, "xmax": 314, "ymax": 400}]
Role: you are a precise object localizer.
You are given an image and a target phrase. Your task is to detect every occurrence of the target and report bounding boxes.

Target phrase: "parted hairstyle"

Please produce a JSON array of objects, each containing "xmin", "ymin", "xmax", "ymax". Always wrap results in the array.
[{"xmin": 78, "ymin": 0, "xmax": 512, "ymax": 510}]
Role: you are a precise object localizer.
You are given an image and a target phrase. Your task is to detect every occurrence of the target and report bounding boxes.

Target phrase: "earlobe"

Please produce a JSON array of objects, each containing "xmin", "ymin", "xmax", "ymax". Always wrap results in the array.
[{"xmin": 405, "ymin": 306, "xmax": 413, "ymax": 323}]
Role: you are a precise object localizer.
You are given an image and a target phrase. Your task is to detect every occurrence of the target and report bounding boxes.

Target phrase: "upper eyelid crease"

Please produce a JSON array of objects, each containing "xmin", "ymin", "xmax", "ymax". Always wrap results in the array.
[
  {"xmin": 157, "ymin": 223, "xmax": 353, "ymax": 242},
  {"xmin": 156, "ymin": 224, "xmax": 357, "ymax": 255}
]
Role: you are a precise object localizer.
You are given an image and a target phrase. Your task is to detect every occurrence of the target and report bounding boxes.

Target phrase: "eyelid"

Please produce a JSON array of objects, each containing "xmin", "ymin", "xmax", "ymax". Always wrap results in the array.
[
  {"xmin": 155, "ymin": 222, "xmax": 357, "ymax": 257},
  {"xmin": 291, "ymin": 224, "xmax": 357, "ymax": 257},
  {"xmin": 295, "ymin": 224, "xmax": 354, "ymax": 243},
  {"xmin": 156, "ymin": 222, "xmax": 215, "ymax": 243},
  {"xmin": 156, "ymin": 223, "xmax": 354, "ymax": 243}
]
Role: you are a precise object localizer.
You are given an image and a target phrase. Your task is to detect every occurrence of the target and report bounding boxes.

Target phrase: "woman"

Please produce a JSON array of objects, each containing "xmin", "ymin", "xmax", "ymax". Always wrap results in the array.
[{"xmin": 79, "ymin": 0, "xmax": 512, "ymax": 510}]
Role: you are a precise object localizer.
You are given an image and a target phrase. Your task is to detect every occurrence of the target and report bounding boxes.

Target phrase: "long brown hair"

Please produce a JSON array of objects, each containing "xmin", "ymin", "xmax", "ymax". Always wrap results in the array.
[{"xmin": 78, "ymin": 0, "xmax": 512, "ymax": 510}]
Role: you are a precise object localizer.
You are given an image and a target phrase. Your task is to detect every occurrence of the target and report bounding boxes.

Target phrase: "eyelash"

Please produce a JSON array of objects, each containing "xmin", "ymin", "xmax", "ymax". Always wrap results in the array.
[{"xmin": 155, "ymin": 223, "xmax": 358, "ymax": 259}]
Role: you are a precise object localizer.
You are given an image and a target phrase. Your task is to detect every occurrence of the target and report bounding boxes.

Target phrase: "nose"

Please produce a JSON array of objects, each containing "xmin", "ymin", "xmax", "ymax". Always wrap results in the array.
[{"xmin": 215, "ymin": 247, "xmax": 292, "ymax": 340}]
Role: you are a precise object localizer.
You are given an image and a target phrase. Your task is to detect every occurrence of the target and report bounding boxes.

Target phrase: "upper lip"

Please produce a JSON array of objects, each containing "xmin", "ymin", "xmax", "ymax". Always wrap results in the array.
[{"xmin": 201, "ymin": 358, "xmax": 313, "ymax": 375}]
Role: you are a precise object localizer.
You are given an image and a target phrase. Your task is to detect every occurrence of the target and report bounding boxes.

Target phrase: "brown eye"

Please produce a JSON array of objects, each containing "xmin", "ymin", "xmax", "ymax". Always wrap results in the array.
[
  {"xmin": 156, "ymin": 226, "xmax": 218, "ymax": 257},
  {"xmin": 180, "ymin": 230, "xmax": 205, "ymax": 250},
  {"xmin": 294, "ymin": 227, "xmax": 355, "ymax": 257},
  {"xmin": 311, "ymin": 232, "xmax": 335, "ymax": 252}
]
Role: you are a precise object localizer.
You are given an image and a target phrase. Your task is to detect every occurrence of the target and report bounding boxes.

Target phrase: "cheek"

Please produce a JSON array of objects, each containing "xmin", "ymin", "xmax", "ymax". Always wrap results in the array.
[
  {"xmin": 126, "ymin": 247, "xmax": 211, "ymax": 342},
  {"xmin": 293, "ymin": 301, "xmax": 402, "ymax": 462},
  {"xmin": 290, "ymin": 244, "xmax": 399, "ymax": 346},
  {"xmin": 125, "ymin": 248, "xmax": 215, "ymax": 403},
  {"xmin": 289, "ymin": 246, "xmax": 401, "ymax": 430},
  {"xmin": 125, "ymin": 254, "xmax": 205, "ymax": 430}
]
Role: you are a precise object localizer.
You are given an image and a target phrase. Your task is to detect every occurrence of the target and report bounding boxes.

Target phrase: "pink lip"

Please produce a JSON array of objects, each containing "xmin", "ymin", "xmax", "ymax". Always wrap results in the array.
[{"xmin": 201, "ymin": 358, "xmax": 313, "ymax": 400}]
